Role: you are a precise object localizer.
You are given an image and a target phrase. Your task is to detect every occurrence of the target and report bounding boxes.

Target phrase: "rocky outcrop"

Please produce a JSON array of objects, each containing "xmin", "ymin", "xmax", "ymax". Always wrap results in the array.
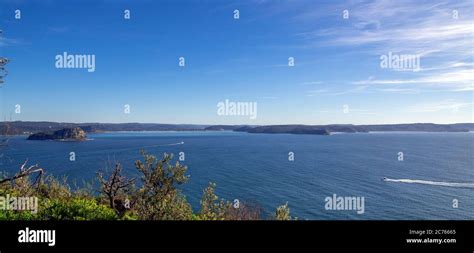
[{"xmin": 27, "ymin": 127, "xmax": 87, "ymax": 141}]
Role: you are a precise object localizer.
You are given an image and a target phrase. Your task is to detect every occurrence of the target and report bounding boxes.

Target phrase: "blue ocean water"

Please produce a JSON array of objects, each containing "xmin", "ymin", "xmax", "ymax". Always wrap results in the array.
[{"xmin": 0, "ymin": 131, "xmax": 472, "ymax": 220}]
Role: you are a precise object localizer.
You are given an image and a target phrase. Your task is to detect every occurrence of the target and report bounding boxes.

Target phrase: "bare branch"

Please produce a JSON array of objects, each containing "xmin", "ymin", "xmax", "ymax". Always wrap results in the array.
[{"xmin": 0, "ymin": 161, "xmax": 44, "ymax": 186}]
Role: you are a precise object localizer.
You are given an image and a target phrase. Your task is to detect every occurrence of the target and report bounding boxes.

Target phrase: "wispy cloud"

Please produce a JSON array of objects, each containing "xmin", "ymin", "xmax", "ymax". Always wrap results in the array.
[
  {"xmin": 306, "ymin": 88, "xmax": 328, "ymax": 96},
  {"xmin": 0, "ymin": 33, "xmax": 26, "ymax": 47},
  {"xmin": 306, "ymin": 85, "xmax": 369, "ymax": 96},
  {"xmin": 316, "ymin": 108, "xmax": 377, "ymax": 115},
  {"xmin": 295, "ymin": 0, "xmax": 474, "ymax": 94},
  {"xmin": 301, "ymin": 81, "xmax": 323, "ymax": 85},
  {"xmin": 0, "ymin": 37, "xmax": 19, "ymax": 47},
  {"xmin": 377, "ymin": 88, "xmax": 420, "ymax": 94},
  {"xmin": 353, "ymin": 69, "xmax": 474, "ymax": 91},
  {"xmin": 407, "ymin": 100, "xmax": 472, "ymax": 113},
  {"xmin": 303, "ymin": 0, "xmax": 474, "ymax": 55}
]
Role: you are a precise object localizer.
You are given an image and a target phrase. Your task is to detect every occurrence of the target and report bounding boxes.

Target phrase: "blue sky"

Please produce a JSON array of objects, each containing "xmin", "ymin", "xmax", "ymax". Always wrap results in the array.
[{"xmin": 0, "ymin": 0, "xmax": 472, "ymax": 125}]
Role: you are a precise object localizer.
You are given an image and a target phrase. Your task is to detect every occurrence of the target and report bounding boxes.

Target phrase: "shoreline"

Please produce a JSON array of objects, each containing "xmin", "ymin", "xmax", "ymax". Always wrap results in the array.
[{"xmin": 2, "ymin": 129, "xmax": 474, "ymax": 138}]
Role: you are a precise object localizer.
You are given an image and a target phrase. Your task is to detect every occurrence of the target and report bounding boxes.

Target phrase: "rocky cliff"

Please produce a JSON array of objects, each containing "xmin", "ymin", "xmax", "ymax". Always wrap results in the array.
[{"xmin": 27, "ymin": 127, "xmax": 87, "ymax": 141}]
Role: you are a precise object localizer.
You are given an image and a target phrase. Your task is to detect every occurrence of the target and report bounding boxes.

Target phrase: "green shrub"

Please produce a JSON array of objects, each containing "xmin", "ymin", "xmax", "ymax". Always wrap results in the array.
[
  {"xmin": 0, "ymin": 209, "xmax": 38, "ymax": 220},
  {"xmin": 40, "ymin": 198, "xmax": 117, "ymax": 220},
  {"xmin": 199, "ymin": 182, "xmax": 231, "ymax": 220},
  {"xmin": 133, "ymin": 151, "xmax": 193, "ymax": 220}
]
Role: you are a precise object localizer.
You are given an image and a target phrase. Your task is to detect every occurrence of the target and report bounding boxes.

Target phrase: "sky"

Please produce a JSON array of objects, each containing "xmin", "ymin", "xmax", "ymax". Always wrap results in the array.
[{"xmin": 0, "ymin": 0, "xmax": 473, "ymax": 125}]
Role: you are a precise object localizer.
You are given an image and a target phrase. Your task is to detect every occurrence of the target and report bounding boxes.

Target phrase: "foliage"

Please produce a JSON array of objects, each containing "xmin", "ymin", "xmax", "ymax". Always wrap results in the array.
[
  {"xmin": 199, "ymin": 182, "xmax": 231, "ymax": 220},
  {"xmin": 0, "ymin": 151, "xmax": 293, "ymax": 220},
  {"xmin": 40, "ymin": 198, "xmax": 117, "ymax": 220},
  {"xmin": 133, "ymin": 151, "xmax": 193, "ymax": 220},
  {"xmin": 198, "ymin": 183, "xmax": 262, "ymax": 220},
  {"xmin": 274, "ymin": 202, "xmax": 295, "ymax": 220},
  {"xmin": 37, "ymin": 175, "xmax": 72, "ymax": 201}
]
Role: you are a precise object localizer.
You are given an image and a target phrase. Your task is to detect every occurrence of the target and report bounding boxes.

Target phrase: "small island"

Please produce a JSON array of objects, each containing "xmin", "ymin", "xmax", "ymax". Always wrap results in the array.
[{"xmin": 27, "ymin": 127, "xmax": 87, "ymax": 141}]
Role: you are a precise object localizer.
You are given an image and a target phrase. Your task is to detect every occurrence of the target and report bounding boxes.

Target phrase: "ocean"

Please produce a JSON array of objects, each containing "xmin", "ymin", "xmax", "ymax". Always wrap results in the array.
[{"xmin": 0, "ymin": 131, "xmax": 472, "ymax": 220}]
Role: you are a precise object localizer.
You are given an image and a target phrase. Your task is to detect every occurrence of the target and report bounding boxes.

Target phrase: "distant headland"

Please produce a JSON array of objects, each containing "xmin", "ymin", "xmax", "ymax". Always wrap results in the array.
[
  {"xmin": 27, "ymin": 127, "xmax": 87, "ymax": 141},
  {"xmin": 0, "ymin": 121, "xmax": 473, "ymax": 137}
]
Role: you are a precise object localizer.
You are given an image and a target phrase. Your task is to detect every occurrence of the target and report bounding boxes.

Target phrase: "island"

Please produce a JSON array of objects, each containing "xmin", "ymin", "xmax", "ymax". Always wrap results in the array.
[{"xmin": 27, "ymin": 127, "xmax": 87, "ymax": 141}]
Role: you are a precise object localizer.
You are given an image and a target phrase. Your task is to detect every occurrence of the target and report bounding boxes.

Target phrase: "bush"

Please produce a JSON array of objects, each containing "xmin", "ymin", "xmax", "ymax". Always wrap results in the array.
[
  {"xmin": 0, "ymin": 209, "xmax": 38, "ymax": 220},
  {"xmin": 36, "ymin": 175, "xmax": 72, "ymax": 201},
  {"xmin": 133, "ymin": 151, "xmax": 193, "ymax": 220},
  {"xmin": 274, "ymin": 202, "xmax": 295, "ymax": 220},
  {"xmin": 199, "ymin": 182, "xmax": 233, "ymax": 220},
  {"xmin": 40, "ymin": 198, "xmax": 117, "ymax": 220}
]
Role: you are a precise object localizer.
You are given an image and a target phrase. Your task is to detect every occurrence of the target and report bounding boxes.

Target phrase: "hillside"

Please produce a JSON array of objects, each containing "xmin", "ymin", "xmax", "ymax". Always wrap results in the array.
[{"xmin": 1, "ymin": 121, "xmax": 473, "ymax": 136}]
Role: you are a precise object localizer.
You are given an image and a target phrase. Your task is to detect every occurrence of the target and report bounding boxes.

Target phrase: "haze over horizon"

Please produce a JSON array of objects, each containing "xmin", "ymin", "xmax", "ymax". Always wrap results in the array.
[{"xmin": 1, "ymin": 0, "xmax": 473, "ymax": 125}]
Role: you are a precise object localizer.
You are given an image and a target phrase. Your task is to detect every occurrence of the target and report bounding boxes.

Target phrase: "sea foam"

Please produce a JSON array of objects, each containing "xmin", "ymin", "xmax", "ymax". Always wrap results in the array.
[{"xmin": 383, "ymin": 178, "xmax": 474, "ymax": 189}]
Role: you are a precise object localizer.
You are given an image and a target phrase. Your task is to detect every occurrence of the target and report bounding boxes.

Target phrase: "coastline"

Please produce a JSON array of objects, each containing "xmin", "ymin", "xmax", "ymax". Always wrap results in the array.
[{"xmin": 2, "ymin": 129, "xmax": 474, "ymax": 138}]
